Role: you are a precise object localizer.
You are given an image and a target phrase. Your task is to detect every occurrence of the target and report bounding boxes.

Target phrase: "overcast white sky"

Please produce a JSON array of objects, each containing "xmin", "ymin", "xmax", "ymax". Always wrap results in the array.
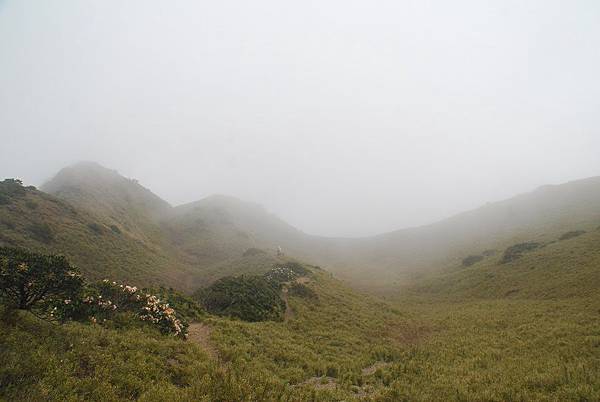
[{"xmin": 1, "ymin": 0, "xmax": 599, "ymax": 237}]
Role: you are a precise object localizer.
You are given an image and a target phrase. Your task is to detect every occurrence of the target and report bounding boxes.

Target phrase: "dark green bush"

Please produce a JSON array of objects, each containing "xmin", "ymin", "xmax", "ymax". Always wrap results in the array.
[
  {"xmin": 0, "ymin": 247, "xmax": 84, "ymax": 312},
  {"xmin": 200, "ymin": 275, "xmax": 285, "ymax": 322},
  {"xmin": 288, "ymin": 283, "xmax": 318, "ymax": 300},
  {"xmin": 462, "ymin": 255, "xmax": 484, "ymax": 267},
  {"xmin": 27, "ymin": 223, "xmax": 55, "ymax": 243},
  {"xmin": 501, "ymin": 242, "xmax": 541, "ymax": 264},
  {"xmin": 283, "ymin": 261, "xmax": 311, "ymax": 276},
  {"xmin": 109, "ymin": 224, "xmax": 122, "ymax": 234},
  {"xmin": 87, "ymin": 222, "xmax": 104, "ymax": 235},
  {"xmin": 559, "ymin": 230, "xmax": 586, "ymax": 241},
  {"xmin": 0, "ymin": 179, "xmax": 26, "ymax": 198}
]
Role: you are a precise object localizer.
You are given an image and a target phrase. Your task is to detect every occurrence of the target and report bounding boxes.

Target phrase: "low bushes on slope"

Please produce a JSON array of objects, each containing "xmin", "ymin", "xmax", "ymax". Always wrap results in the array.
[
  {"xmin": 288, "ymin": 282, "xmax": 318, "ymax": 300},
  {"xmin": 198, "ymin": 275, "xmax": 285, "ymax": 322},
  {"xmin": 501, "ymin": 242, "xmax": 542, "ymax": 264},
  {"xmin": 0, "ymin": 246, "xmax": 191, "ymax": 338},
  {"xmin": 264, "ymin": 261, "xmax": 311, "ymax": 283},
  {"xmin": 559, "ymin": 230, "xmax": 586, "ymax": 241},
  {"xmin": 462, "ymin": 254, "xmax": 484, "ymax": 267}
]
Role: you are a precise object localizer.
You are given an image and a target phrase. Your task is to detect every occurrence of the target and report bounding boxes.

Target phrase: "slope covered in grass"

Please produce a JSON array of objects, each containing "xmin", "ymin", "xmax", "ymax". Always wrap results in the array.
[
  {"xmin": 401, "ymin": 227, "xmax": 600, "ymax": 301},
  {"xmin": 5, "ymin": 253, "xmax": 600, "ymax": 401},
  {"xmin": 0, "ymin": 264, "xmax": 423, "ymax": 401},
  {"xmin": 10, "ymin": 162, "xmax": 600, "ymax": 294},
  {"xmin": 0, "ymin": 179, "xmax": 194, "ymax": 289}
]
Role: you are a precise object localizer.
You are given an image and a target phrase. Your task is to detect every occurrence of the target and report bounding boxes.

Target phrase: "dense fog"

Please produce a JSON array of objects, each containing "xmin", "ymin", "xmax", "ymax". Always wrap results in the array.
[{"xmin": 1, "ymin": 0, "xmax": 599, "ymax": 236}]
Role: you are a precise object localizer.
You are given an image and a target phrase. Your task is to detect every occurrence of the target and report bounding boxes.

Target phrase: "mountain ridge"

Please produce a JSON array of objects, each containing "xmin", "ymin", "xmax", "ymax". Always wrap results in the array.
[{"xmin": 5, "ymin": 161, "xmax": 600, "ymax": 293}]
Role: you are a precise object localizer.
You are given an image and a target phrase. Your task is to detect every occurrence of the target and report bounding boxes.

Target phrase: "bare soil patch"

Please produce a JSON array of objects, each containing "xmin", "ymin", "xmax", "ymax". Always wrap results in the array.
[{"xmin": 187, "ymin": 322, "xmax": 218, "ymax": 359}]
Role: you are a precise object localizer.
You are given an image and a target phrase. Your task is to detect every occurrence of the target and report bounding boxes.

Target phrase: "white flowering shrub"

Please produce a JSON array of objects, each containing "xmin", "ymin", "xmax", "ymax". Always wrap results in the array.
[
  {"xmin": 264, "ymin": 266, "xmax": 297, "ymax": 283},
  {"xmin": 76, "ymin": 280, "xmax": 188, "ymax": 338},
  {"xmin": 264, "ymin": 262, "xmax": 310, "ymax": 284}
]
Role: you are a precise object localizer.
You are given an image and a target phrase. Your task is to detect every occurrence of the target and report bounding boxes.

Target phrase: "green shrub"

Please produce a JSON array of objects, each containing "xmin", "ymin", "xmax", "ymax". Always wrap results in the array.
[
  {"xmin": 559, "ymin": 230, "xmax": 586, "ymax": 241},
  {"xmin": 282, "ymin": 261, "xmax": 311, "ymax": 276},
  {"xmin": 0, "ymin": 179, "xmax": 26, "ymax": 198},
  {"xmin": 87, "ymin": 222, "xmax": 104, "ymax": 235},
  {"xmin": 109, "ymin": 224, "xmax": 122, "ymax": 234},
  {"xmin": 501, "ymin": 242, "xmax": 541, "ymax": 264},
  {"xmin": 462, "ymin": 255, "xmax": 484, "ymax": 267},
  {"xmin": 288, "ymin": 283, "xmax": 318, "ymax": 300},
  {"xmin": 200, "ymin": 275, "xmax": 285, "ymax": 322},
  {"xmin": 27, "ymin": 222, "xmax": 55, "ymax": 243},
  {"xmin": 0, "ymin": 247, "xmax": 84, "ymax": 312}
]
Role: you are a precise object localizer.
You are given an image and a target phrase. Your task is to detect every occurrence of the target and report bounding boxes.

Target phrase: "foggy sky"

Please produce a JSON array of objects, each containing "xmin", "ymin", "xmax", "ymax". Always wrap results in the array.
[{"xmin": 1, "ymin": 0, "xmax": 600, "ymax": 237}]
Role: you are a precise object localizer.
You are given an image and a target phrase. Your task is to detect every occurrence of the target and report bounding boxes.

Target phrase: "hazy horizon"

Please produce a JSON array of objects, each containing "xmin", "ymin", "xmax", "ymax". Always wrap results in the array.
[{"xmin": 2, "ymin": 1, "xmax": 600, "ymax": 236}]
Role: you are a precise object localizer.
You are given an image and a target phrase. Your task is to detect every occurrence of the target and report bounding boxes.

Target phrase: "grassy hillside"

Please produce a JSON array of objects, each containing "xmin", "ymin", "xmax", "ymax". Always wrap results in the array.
[
  {"xmin": 321, "ymin": 176, "xmax": 600, "ymax": 291},
  {"xmin": 400, "ymin": 226, "xmax": 600, "ymax": 301},
  {"xmin": 33, "ymin": 163, "xmax": 320, "ymax": 289},
  {"xmin": 3, "ymin": 164, "xmax": 600, "ymax": 400},
  {"xmin": 21, "ymin": 163, "xmax": 600, "ymax": 294},
  {"xmin": 41, "ymin": 162, "xmax": 171, "ymax": 243},
  {"xmin": 4, "ymin": 253, "xmax": 600, "ymax": 401},
  {"xmin": 0, "ymin": 179, "xmax": 193, "ymax": 290},
  {"xmin": 0, "ymin": 264, "xmax": 423, "ymax": 401}
]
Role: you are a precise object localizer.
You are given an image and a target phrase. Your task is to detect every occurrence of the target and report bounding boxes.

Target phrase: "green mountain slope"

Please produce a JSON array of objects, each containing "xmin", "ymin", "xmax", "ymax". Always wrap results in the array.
[
  {"xmin": 41, "ymin": 162, "xmax": 171, "ymax": 244},
  {"xmin": 3, "ymin": 165, "xmax": 600, "ymax": 401},
  {"xmin": 6, "ymin": 162, "xmax": 600, "ymax": 295},
  {"xmin": 400, "ymin": 226, "xmax": 600, "ymax": 301},
  {"xmin": 0, "ymin": 178, "xmax": 193, "ymax": 289},
  {"xmin": 320, "ymin": 176, "xmax": 600, "ymax": 291},
  {"xmin": 0, "ymin": 263, "xmax": 421, "ymax": 401}
]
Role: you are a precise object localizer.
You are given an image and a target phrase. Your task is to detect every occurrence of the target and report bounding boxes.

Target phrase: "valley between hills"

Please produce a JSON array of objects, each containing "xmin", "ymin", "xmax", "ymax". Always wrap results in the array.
[{"xmin": 1, "ymin": 162, "xmax": 600, "ymax": 401}]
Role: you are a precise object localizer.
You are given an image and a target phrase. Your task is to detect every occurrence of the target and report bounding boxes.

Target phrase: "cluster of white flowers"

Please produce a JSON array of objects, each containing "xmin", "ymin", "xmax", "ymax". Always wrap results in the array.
[
  {"xmin": 91, "ymin": 279, "xmax": 186, "ymax": 338},
  {"xmin": 139, "ymin": 294, "xmax": 185, "ymax": 337},
  {"xmin": 83, "ymin": 295, "xmax": 118, "ymax": 310},
  {"xmin": 264, "ymin": 266, "xmax": 297, "ymax": 282}
]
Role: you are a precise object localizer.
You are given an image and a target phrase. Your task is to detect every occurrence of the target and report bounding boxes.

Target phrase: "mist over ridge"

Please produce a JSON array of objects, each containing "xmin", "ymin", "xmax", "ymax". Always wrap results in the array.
[{"xmin": 2, "ymin": 0, "xmax": 600, "ymax": 237}]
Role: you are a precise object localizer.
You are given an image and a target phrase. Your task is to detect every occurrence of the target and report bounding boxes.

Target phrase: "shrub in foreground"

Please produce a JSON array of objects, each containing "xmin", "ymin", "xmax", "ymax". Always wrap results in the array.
[
  {"xmin": 74, "ymin": 280, "xmax": 189, "ymax": 338},
  {"xmin": 0, "ymin": 247, "xmax": 84, "ymax": 311},
  {"xmin": 0, "ymin": 247, "xmax": 188, "ymax": 338}
]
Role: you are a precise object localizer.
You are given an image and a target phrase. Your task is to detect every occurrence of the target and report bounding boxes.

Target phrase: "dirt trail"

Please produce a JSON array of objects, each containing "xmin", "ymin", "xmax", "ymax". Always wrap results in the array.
[
  {"xmin": 282, "ymin": 286, "xmax": 294, "ymax": 320},
  {"xmin": 187, "ymin": 322, "xmax": 218, "ymax": 359},
  {"xmin": 281, "ymin": 276, "xmax": 311, "ymax": 321}
]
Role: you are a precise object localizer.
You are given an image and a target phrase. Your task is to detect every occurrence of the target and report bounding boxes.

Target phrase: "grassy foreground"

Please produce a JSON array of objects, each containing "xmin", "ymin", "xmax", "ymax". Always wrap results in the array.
[{"xmin": 3, "ymin": 269, "xmax": 600, "ymax": 401}]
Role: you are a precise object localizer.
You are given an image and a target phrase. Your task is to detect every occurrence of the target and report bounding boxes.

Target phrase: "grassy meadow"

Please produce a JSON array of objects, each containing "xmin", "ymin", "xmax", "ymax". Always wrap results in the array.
[{"xmin": 3, "ymin": 262, "xmax": 600, "ymax": 401}]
